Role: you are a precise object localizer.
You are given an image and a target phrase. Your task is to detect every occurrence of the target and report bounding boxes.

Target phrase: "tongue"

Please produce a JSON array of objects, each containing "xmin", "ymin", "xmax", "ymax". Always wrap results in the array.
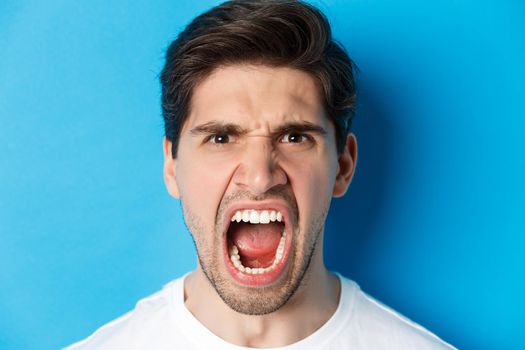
[{"xmin": 230, "ymin": 222, "xmax": 283, "ymax": 267}]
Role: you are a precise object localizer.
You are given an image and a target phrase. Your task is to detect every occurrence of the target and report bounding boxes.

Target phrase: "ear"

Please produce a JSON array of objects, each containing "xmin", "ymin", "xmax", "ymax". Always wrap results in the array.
[
  {"xmin": 163, "ymin": 138, "xmax": 180, "ymax": 198},
  {"xmin": 332, "ymin": 133, "xmax": 358, "ymax": 198}
]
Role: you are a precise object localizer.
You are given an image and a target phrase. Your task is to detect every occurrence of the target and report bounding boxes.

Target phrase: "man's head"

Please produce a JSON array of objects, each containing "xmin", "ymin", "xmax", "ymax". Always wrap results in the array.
[
  {"xmin": 161, "ymin": 0, "xmax": 357, "ymax": 158},
  {"xmin": 161, "ymin": 0, "xmax": 357, "ymax": 316}
]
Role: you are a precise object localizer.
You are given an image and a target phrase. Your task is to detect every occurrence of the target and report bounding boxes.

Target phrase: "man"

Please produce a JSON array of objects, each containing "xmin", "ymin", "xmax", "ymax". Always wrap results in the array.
[{"xmin": 67, "ymin": 1, "xmax": 455, "ymax": 349}]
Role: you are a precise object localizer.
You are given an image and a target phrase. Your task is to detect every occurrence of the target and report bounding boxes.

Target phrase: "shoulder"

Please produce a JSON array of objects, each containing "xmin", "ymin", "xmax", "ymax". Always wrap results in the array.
[
  {"xmin": 338, "ymin": 276, "xmax": 456, "ymax": 350},
  {"xmin": 64, "ymin": 278, "xmax": 183, "ymax": 350}
]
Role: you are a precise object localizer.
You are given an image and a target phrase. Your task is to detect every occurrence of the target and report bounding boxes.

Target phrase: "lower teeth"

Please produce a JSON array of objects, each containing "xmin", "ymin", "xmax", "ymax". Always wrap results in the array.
[{"xmin": 230, "ymin": 231, "xmax": 286, "ymax": 275}]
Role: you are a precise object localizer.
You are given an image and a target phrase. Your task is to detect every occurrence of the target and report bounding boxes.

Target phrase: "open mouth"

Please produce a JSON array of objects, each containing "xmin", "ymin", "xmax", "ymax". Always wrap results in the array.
[{"xmin": 223, "ymin": 206, "xmax": 292, "ymax": 286}]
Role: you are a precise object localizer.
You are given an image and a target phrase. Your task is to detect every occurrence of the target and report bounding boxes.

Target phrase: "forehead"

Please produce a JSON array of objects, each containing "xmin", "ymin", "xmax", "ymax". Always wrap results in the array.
[{"xmin": 186, "ymin": 64, "xmax": 328, "ymax": 129}]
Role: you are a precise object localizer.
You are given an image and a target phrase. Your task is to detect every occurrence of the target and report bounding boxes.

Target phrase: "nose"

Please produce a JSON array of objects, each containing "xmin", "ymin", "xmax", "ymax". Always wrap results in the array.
[{"xmin": 232, "ymin": 137, "xmax": 287, "ymax": 195}]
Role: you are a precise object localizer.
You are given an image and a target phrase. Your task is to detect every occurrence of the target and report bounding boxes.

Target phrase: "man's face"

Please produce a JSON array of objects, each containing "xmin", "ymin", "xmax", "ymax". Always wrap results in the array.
[{"xmin": 164, "ymin": 64, "xmax": 355, "ymax": 315}]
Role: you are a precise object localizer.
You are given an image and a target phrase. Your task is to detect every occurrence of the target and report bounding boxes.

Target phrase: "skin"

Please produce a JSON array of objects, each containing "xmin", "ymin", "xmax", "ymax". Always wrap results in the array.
[{"xmin": 163, "ymin": 64, "xmax": 357, "ymax": 347}]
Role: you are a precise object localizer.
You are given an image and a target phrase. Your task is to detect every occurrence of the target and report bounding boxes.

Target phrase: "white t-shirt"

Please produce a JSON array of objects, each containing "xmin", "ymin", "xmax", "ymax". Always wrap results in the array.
[{"xmin": 65, "ymin": 273, "xmax": 455, "ymax": 349}]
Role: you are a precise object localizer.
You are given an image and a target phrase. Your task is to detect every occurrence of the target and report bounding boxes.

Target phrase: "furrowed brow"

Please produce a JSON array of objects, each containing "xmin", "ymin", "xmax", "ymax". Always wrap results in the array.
[
  {"xmin": 189, "ymin": 121, "xmax": 248, "ymax": 136},
  {"xmin": 272, "ymin": 121, "xmax": 328, "ymax": 137}
]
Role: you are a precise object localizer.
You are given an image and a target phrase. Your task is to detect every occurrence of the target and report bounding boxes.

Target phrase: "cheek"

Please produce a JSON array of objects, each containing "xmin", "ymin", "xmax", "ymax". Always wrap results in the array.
[
  {"xmin": 286, "ymin": 154, "xmax": 337, "ymax": 219},
  {"xmin": 176, "ymin": 158, "xmax": 231, "ymax": 226}
]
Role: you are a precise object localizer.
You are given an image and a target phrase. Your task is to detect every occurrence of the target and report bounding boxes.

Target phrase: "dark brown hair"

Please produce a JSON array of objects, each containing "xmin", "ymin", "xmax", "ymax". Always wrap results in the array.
[{"xmin": 161, "ymin": 0, "xmax": 357, "ymax": 157}]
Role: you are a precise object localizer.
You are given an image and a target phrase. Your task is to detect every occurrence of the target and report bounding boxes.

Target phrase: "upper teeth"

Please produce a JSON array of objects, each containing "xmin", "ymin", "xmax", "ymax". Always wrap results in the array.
[{"xmin": 231, "ymin": 209, "xmax": 283, "ymax": 224}]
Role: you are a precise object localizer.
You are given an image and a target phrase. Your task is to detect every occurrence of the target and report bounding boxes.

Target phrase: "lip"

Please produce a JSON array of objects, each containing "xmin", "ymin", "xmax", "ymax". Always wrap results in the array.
[{"xmin": 221, "ymin": 200, "xmax": 294, "ymax": 286}]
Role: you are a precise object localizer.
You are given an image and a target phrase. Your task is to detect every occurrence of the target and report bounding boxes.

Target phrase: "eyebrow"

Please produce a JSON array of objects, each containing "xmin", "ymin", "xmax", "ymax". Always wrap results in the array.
[
  {"xmin": 189, "ymin": 120, "xmax": 328, "ymax": 138},
  {"xmin": 274, "ymin": 121, "xmax": 328, "ymax": 137},
  {"xmin": 189, "ymin": 121, "xmax": 248, "ymax": 136}
]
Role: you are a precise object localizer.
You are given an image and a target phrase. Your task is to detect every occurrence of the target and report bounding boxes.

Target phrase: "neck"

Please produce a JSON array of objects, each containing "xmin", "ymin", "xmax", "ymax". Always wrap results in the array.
[{"xmin": 183, "ymin": 240, "xmax": 341, "ymax": 347}]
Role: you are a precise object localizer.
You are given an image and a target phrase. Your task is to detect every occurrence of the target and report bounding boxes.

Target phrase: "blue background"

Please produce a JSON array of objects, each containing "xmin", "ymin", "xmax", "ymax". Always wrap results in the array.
[{"xmin": 1, "ymin": 1, "xmax": 523, "ymax": 349}]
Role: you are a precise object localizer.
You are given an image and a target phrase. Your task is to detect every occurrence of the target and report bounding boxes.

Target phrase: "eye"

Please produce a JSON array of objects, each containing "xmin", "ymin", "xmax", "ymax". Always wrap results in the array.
[
  {"xmin": 280, "ymin": 132, "xmax": 309, "ymax": 144},
  {"xmin": 207, "ymin": 134, "xmax": 230, "ymax": 144}
]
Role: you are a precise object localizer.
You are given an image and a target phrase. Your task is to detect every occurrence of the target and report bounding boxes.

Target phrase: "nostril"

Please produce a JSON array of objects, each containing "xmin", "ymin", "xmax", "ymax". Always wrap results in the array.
[{"xmin": 233, "ymin": 162, "xmax": 287, "ymax": 195}]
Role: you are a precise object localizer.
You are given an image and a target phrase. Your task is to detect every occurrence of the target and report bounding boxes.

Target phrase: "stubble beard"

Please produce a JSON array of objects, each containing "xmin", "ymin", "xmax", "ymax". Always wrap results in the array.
[{"xmin": 180, "ymin": 191, "xmax": 329, "ymax": 316}]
